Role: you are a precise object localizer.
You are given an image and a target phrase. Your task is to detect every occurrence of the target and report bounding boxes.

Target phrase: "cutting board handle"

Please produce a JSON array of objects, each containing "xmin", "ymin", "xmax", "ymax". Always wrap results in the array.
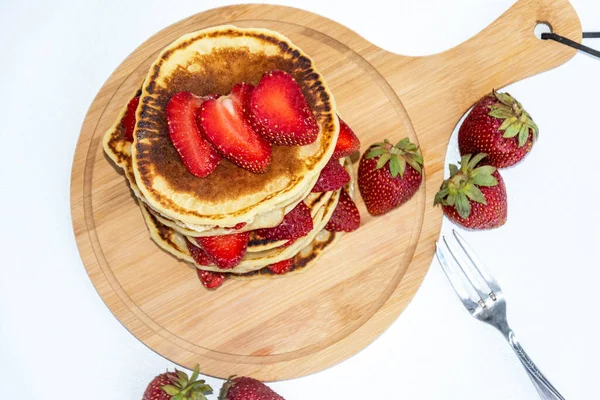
[{"xmin": 385, "ymin": 0, "xmax": 581, "ymax": 151}]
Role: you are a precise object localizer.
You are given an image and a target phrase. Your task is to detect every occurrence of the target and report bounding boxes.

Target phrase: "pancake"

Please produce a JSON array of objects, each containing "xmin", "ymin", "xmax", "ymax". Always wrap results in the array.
[
  {"xmin": 131, "ymin": 25, "xmax": 339, "ymax": 227},
  {"xmin": 139, "ymin": 197, "xmax": 340, "ymax": 281},
  {"xmin": 138, "ymin": 186, "xmax": 339, "ymax": 274},
  {"xmin": 138, "ymin": 157, "xmax": 354, "ymax": 274},
  {"xmin": 103, "ymin": 86, "xmax": 325, "ymax": 236},
  {"xmin": 183, "ymin": 191, "xmax": 333, "ymax": 253}
]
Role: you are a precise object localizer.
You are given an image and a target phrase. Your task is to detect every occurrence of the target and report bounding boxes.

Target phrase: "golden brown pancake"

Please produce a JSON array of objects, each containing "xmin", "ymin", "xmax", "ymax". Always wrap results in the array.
[
  {"xmin": 104, "ymin": 86, "xmax": 322, "ymax": 236},
  {"xmin": 131, "ymin": 25, "xmax": 339, "ymax": 227}
]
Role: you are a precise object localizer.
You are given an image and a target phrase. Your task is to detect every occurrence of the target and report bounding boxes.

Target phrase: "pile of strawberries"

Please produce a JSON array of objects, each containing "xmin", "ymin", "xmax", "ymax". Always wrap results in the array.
[
  {"xmin": 167, "ymin": 70, "xmax": 320, "ymax": 176},
  {"xmin": 142, "ymin": 365, "xmax": 285, "ymax": 400},
  {"xmin": 434, "ymin": 90, "xmax": 538, "ymax": 230}
]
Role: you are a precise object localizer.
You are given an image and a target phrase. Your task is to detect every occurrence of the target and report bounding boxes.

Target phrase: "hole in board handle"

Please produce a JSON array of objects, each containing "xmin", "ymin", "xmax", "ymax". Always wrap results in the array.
[{"xmin": 534, "ymin": 22, "xmax": 553, "ymax": 40}]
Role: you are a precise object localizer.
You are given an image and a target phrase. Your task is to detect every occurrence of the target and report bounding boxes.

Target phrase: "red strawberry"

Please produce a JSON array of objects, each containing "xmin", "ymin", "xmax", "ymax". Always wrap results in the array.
[
  {"xmin": 358, "ymin": 138, "xmax": 423, "ymax": 216},
  {"xmin": 325, "ymin": 189, "xmax": 360, "ymax": 232},
  {"xmin": 332, "ymin": 116, "xmax": 361, "ymax": 159},
  {"xmin": 458, "ymin": 90, "xmax": 538, "ymax": 168},
  {"xmin": 231, "ymin": 82, "xmax": 254, "ymax": 109},
  {"xmin": 142, "ymin": 365, "xmax": 212, "ymax": 400},
  {"xmin": 123, "ymin": 96, "xmax": 140, "ymax": 142},
  {"xmin": 167, "ymin": 92, "xmax": 221, "ymax": 178},
  {"xmin": 197, "ymin": 269, "xmax": 227, "ymax": 290},
  {"xmin": 186, "ymin": 242, "xmax": 212, "ymax": 266},
  {"xmin": 268, "ymin": 259, "xmax": 294, "ymax": 275},
  {"xmin": 311, "ymin": 159, "xmax": 350, "ymax": 192},
  {"xmin": 434, "ymin": 153, "xmax": 507, "ymax": 230},
  {"xmin": 199, "ymin": 88, "xmax": 272, "ymax": 173},
  {"xmin": 219, "ymin": 376, "xmax": 284, "ymax": 400},
  {"xmin": 249, "ymin": 70, "xmax": 318, "ymax": 146},
  {"xmin": 195, "ymin": 232, "xmax": 249, "ymax": 269},
  {"xmin": 226, "ymin": 222, "xmax": 247, "ymax": 230},
  {"xmin": 255, "ymin": 202, "xmax": 313, "ymax": 241}
]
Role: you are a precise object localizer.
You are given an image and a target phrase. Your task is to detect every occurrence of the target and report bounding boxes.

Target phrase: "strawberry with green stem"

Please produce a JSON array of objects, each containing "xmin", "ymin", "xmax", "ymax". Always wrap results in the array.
[
  {"xmin": 142, "ymin": 365, "xmax": 212, "ymax": 400},
  {"xmin": 458, "ymin": 90, "xmax": 538, "ymax": 168},
  {"xmin": 219, "ymin": 376, "xmax": 284, "ymax": 400},
  {"xmin": 434, "ymin": 153, "xmax": 507, "ymax": 230},
  {"xmin": 358, "ymin": 138, "xmax": 423, "ymax": 216}
]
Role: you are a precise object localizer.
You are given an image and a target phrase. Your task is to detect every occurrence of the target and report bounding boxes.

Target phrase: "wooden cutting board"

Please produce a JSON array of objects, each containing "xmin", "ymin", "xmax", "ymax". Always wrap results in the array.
[{"xmin": 70, "ymin": 0, "xmax": 580, "ymax": 381}]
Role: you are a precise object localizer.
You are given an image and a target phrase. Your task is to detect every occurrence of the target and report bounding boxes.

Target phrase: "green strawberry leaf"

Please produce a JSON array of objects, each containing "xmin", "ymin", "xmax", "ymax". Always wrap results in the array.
[
  {"xmin": 413, "ymin": 150, "xmax": 424, "ymax": 165},
  {"xmin": 189, "ymin": 365, "xmax": 200, "ymax": 383},
  {"xmin": 434, "ymin": 187, "xmax": 448, "ymax": 205},
  {"xmin": 459, "ymin": 154, "xmax": 472, "ymax": 173},
  {"xmin": 468, "ymin": 153, "xmax": 488, "ymax": 169},
  {"xmin": 463, "ymin": 183, "xmax": 487, "ymax": 205},
  {"xmin": 376, "ymin": 153, "xmax": 391, "ymax": 169},
  {"xmin": 171, "ymin": 394, "xmax": 185, "ymax": 400},
  {"xmin": 389, "ymin": 154, "xmax": 401, "ymax": 177},
  {"xmin": 503, "ymin": 121, "xmax": 522, "ymax": 138},
  {"xmin": 406, "ymin": 156, "xmax": 422, "ymax": 174},
  {"xmin": 455, "ymin": 193, "xmax": 471, "ymax": 219},
  {"xmin": 446, "ymin": 193, "xmax": 457, "ymax": 207},
  {"xmin": 396, "ymin": 137, "xmax": 410, "ymax": 148},
  {"xmin": 162, "ymin": 385, "xmax": 181, "ymax": 396},
  {"xmin": 518, "ymin": 124, "xmax": 530, "ymax": 147},
  {"xmin": 498, "ymin": 116, "xmax": 517, "ymax": 131},
  {"xmin": 366, "ymin": 147, "xmax": 386, "ymax": 159},
  {"xmin": 449, "ymin": 164, "xmax": 459, "ymax": 177},
  {"xmin": 471, "ymin": 174, "xmax": 497, "ymax": 187}
]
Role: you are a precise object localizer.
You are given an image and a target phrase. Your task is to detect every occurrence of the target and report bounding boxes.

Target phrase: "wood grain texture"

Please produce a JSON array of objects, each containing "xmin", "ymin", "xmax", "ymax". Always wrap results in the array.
[{"xmin": 70, "ymin": 0, "xmax": 580, "ymax": 380}]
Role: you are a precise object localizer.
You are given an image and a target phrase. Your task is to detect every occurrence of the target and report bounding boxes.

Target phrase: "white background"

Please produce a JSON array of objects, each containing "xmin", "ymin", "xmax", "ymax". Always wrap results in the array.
[{"xmin": 1, "ymin": 0, "xmax": 599, "ymax": 398}]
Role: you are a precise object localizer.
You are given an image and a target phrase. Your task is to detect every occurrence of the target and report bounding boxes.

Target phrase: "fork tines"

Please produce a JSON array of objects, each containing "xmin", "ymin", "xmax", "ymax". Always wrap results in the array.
[{"xmin": 435, "ymin": 230, "xmax": 503, "ymax": 313}]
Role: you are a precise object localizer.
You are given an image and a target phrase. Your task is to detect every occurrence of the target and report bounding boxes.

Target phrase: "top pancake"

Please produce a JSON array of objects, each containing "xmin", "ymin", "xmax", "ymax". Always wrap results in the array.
[{"xmin": 132, "ymin": 25, "xmax": 338, "ymax": 227}]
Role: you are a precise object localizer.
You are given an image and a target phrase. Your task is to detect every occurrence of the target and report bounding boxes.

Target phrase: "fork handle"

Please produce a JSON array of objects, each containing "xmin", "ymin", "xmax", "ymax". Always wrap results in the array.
[{"xmin": 506, "ymin": 330, "xmax": 566, "ymax": 400}]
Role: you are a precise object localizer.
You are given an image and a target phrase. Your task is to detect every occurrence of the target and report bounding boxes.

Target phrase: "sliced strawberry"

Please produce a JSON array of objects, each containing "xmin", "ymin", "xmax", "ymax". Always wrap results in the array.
[
  {"xmin": 123, "ymin": 96, "xmax": 140, "ymax": 142},
  {"xmin": 198, "ymin": 90, "xmax": 271, "ymax": 173},
  {"xmin": 186, "ymin": 241, "xmax": 212, "ymax": 266},
  {"xmin": 311, "ymin": 159, "xmax": 350, "ymax": 192},
  {"xmin": 325, "ymin": 189, "xmax": 361, "ymax": 232},
  {"xmin": 195, "ymin": 231, "xmax": 249, "ymax": 269},
  {"xmin": 255, "ymin": 202, "xmax": 313, "ymax": 241},
  {"xmin": 197, "ymin": 269, "xmax": 227, "ymax": 290},
  {"xmin": 332, "ymin": 116, "xmax": 361, "ymax": 159},
  {"xmin": 231, "ymin": 82, "xmax": 254, "ymax": 109},
  {"xmin": 166, "ymin": 92, "xmax": 221, "ymax": 178},
  {"xmin": 268, "ymin": 259, "xmax": 294, "ymax": 275},
  {"xmin": 223, "ymin": 222, "xmax": 247, "ymax": 231},
  {"xmin": 249, "ymin": 70, "xmax": 318, "ymax": 146}
]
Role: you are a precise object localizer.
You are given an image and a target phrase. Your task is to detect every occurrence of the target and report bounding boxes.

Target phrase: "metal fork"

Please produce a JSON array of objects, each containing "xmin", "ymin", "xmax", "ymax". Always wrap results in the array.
[{"xmin": 435, "ymin": 230, "xmax": 565, "ymax": 400}]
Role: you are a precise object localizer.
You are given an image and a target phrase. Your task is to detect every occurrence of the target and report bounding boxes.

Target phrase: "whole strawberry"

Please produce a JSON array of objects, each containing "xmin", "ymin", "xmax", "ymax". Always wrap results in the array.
[
  {"xmin": 458, "ymin": 90, "xmax": 538, "ymax": 168},
  {"xmin": 358, "ymin": 138, "xmax": 423, "ymax": 216},
  {"xmin": 219, "ymin": 376, "xmax": 284, "ymax": 400},
  {"xmin": 434, "ymin": 153, "xmax": 507, "ymax": 230},
  {"xmin": 142, "ymin": 365, "xmax": 212, "ymax": 400}
]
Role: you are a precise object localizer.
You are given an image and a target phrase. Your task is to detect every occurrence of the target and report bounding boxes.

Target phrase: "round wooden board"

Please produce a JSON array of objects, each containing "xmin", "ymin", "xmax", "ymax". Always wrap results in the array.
[{"xmin": 71, "ymin": 1, "xmax": 580, "ymax": 380}]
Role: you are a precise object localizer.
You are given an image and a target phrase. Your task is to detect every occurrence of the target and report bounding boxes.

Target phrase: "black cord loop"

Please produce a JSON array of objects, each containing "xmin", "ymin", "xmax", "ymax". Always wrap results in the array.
[{"xmin": 541, "ymin": 32, "xmax": 600, "ymax": 59}]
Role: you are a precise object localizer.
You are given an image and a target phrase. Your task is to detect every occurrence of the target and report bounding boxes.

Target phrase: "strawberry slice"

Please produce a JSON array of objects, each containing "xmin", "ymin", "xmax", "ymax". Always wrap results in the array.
[
  {"xmin": 325, "ymin": 189, "xmax": 361, "ymax": 232},
  {"xmin": 332, "ymin": 116, "xmax": 361, "ymax": 159},
  {"xmin": 166, "ymin": 92, "xmax": 221, "ymax": 178},
  {"xmin": 186, "ymin": 241, "xmax": 212, "ymax": 266},
  {"xmin": 198, "ymin": 87, "xmax": 271, "ymax": 173},
  {"xmin": 123, "ymin": 96, "xmax": 140, "ymax": 142},
  {"xmin": 195, "ymin": 231, "xmax": 249, "ymax": 269},
  {"xmin": 268, "ymin": 259, "xmax": 294, "ymax": 275},
  {"xmin": 231, "ymin": 82, "xmax": 254, "ymax": 109},
  {"xmin": 255, "ymin": 202, "xmax": 313, "ymax": 241},
  {"xmin": 197, "ymin": 269, "xmax": 226, "ymax": 290},
  {"xmin": 311, "ymin": 159, "xmax": 350, "ymax": 192},
  {"xmin": 249, "ymin": 70, "xmax": 318, "ymax": 146}
]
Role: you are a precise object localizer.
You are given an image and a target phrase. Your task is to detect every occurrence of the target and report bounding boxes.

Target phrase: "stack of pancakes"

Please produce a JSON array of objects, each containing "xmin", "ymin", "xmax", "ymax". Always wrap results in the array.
[{"xmin": 103, "ymin": 26, "xmax": 354, "ymax": 281}]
